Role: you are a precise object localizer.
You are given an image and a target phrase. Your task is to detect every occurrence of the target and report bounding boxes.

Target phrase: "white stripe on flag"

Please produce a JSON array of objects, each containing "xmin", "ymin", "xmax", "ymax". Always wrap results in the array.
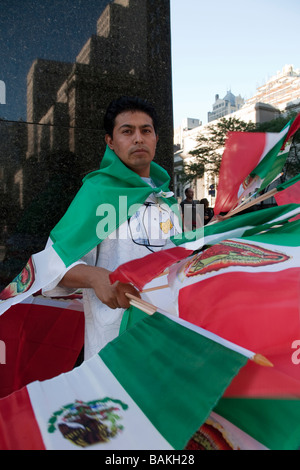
[
  {"xmin": 0, "ymin": 246, "xmax": 68, "ymax": 315},
  {"xmin": 27, "ymin": 354, "xmax": 172, "ymax": 450},
  {"xmin": 257, "ymin": 126, "xmax": 290, "ymax": 165}
]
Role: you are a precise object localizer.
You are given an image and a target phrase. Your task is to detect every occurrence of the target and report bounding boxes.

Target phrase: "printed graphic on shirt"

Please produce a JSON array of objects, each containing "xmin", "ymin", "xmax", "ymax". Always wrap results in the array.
[{"xmin": 128, "ymin": 201, "xmax": 180, "ymax": 251}]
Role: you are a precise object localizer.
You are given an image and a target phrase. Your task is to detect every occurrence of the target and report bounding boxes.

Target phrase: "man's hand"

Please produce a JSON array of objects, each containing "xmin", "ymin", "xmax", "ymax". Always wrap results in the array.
[
  {"xmin": 59, "ymin": 264, "xmax": 140, "ymax": 309},
  {"xmin": 91, "ymin": 275, "xmax": 141, "ymax": 310}
]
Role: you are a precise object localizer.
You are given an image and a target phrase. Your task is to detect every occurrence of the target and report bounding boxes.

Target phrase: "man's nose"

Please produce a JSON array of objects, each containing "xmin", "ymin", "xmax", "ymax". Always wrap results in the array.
[{"xmin": 133, "ymin": 130, "xmax": 143, "ymax": 143}]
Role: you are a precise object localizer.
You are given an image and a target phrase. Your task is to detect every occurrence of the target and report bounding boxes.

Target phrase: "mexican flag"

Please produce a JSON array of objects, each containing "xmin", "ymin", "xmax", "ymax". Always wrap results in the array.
[
  {"xmin": 110, "ymin": 207, "xmax": 300, "ymax": 449},
  {"xmin": 110, "ymin": 203, "xmax": 300, "ymax": 290},
  {"xmin": 178, "ymin": 219, "xmax": 300, "ymax": 450},
  {"xmin": 214, "ymin": 114, "xmax": 300, "ymax": 214},
  {"xmin": 0, "ymin": 309, "xmax": 253, "ymax": 450}
]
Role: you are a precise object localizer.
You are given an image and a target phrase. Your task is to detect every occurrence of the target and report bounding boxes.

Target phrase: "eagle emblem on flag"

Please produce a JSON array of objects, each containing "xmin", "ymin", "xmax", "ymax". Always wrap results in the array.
[
  {"xmin": 183, "ymin": 240, "xmax": 290, "ymax": 277},
  {"xmin": 47, "ymin": 398, "xmax": 128, "ymax": 448},
  {"xmin": 0, "ymin": 257, "xmax": 35, "ymax": 301}
]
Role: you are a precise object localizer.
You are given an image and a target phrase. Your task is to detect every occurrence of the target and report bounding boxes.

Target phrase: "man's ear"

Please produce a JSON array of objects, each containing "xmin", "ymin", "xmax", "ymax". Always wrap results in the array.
[{"xmin": 105, "ymin": 134, "xmax": 114, "ymax": 149}]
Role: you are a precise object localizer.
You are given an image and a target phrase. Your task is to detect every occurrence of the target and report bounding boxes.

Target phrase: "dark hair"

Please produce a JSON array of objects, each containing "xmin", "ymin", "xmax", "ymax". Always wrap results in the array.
[
  {"xmin": 103, "ymin": 96, "xmax": 159, "ymax": 137},
  {"xmin": 185, "ymin": 187, "xmax": 193, "ymax": 195},
  {"xmin": 200, "ymin": 198, "xmax": 209, "ymax": 205}
]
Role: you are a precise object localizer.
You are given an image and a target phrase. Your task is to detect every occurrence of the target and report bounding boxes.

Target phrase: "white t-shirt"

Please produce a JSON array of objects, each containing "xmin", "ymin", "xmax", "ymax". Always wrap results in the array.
[{"xmin": 43, "ymin": 180, "xmax": 181, "ymax": 359}]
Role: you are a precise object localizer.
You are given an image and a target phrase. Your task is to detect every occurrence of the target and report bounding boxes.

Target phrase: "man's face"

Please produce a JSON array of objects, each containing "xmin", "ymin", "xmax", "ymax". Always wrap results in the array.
[
  {"xmin": 186, "ymin": 189, "xmax": 194, "ymax": 199},
  {"xmin": 105, "ymin": 110, "xmax": 159, "ymax": 177}
]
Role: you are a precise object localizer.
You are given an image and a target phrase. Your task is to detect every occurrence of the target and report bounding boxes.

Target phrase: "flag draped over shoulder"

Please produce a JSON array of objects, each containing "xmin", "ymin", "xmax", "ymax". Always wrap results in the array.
[
  {"xmin": 0, "ymin": 146, "xmax": 178, "ymax": 317},
  {"xmin": 50, "ymin": 146, "xmax": 178, "ymax": 267},
  {"xmin": 0, "ymin": 310, "xmax": 249, "ymax": 450},
  {"xmin": 110, "ymin": 205, "xmax": 300, "ymax": 450},
  {"xmin": 214, "ymin": 114, "xmax": 300, "ymax": 214}
]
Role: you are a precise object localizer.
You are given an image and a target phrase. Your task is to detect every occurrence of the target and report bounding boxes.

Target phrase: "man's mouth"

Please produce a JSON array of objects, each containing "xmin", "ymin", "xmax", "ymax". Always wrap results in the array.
[{"xmin": 131, "ymin": 147, "xmax": 148, "ymax": 155}]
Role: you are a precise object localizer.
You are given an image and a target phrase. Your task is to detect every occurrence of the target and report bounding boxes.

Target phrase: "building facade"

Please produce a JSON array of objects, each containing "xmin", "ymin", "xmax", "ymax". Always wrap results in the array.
[
  {"xmin": 208, "ymin": 90, "xmax": 244, "ymax": 123},
  {"xmin": 174, "ymin": 64, "xmax": 300, "ymax": 205},
  {"xmin": 245, "ymin": 65, "xmax": 300, "ymax": 112}
]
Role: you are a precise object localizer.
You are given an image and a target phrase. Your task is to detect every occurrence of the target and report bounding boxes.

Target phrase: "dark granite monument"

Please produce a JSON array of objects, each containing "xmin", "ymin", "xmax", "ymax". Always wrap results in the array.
[{"xmin": 0, "ymin": 0, "xmax": 174, "ymax": 287}]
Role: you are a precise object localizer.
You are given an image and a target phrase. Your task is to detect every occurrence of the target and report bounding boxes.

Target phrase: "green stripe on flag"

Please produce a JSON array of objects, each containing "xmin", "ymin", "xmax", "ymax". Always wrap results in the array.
[
  {"xmin": 276, "ymin": 173, "xmax": 300, "ymax": 192},
  {"xmin": 50, "ymin": 146, "xmax": 179, "ymax": 267},
  {"xmin": 242, "ymin": 218, "xmax": 300, "ymax": 247},
  {"xmin": 100, "ymin": 311, "xmax": 248, "ymax": 450},
  {"xmin": 257, "ymin": 149, "xmax": 289, "ymax": 192},
  {"xmin": 118, "ymin": 305, "xmax": 148, "ymax": 335},
  {"xmin": 250, "ymin": 121, "xmax": 291, "ymax": 181},
  {"xmin": 215, "ymin": 397, "xmax": 300, "ymax": 450}
]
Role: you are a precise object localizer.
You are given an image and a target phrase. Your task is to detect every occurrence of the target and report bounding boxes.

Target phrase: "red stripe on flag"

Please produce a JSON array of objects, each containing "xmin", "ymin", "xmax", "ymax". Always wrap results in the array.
[
  {"xmin": 0, "ymin": 299, "xmax": 84, "ymax": 398},
  {"xmin": 275, "ymin": 180, "xmax": 300, "ymax": 204},
  {"xmin": 110, "ymin": 247, "xmax": 193, "ymax": 291},
  {"xmin": 214, "ymin": 132, "xmax": 266, "ymax": 214},
  {"xmin": 178, "ymin": 268, "xmax": 300, "ymax": 397},
  {"xmin": 282, "ymin": 113, "xmax": 300, "ymax": 149},
  {"xmin": 0, "ymin": 386, "xmax": 45, "ymax": 450},
  {"xmin": 224, "ymin": 358, "xmax": 300, "ymax": 398},
  {"xmin": 275, "ymin": 181, "xmax": 300, "ymax": 222}
]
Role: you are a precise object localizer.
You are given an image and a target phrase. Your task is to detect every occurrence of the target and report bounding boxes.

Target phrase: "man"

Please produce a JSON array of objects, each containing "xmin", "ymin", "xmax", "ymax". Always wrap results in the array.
[
  {"xmin": 180, "ymin": 187, "xmax": 201, "ymax": 231},
  {"xmin": 199, "ymin": 198, "xmax": 214, "ymax": 225},
  {"xmin": 42, "ymin": 96, "xmax": 181, "ymax": 359}
]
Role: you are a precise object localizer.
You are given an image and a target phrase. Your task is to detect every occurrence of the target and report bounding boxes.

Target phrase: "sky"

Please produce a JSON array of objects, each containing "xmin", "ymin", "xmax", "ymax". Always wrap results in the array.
[
  {"xmin": 0, "ymin": 0, "xmax": 300, "ymax": 128},
  {"xmin": 171, "ymin": 0, "xmax": 300, "ymax": 127}
]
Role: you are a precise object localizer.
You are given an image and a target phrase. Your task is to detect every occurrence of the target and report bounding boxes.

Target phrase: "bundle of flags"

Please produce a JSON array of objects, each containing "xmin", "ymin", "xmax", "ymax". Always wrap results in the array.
[
  {"xmin": 0, "ymin": 113, "xmax": 300, "ymax": 450},
  {"xmin": 110, "ymin": 206, "xmax": 300, "ymax": 450},
  {"xmin": 0, "ymin": 307, "xmax": 263, "ymax": 450},
  {"xmin": 110, "ymin": 113, "xmax": 300, "ymax": 450},
  {"xmin": 214, "ymin": 114, "xmax": 300, "ymax": 214}
]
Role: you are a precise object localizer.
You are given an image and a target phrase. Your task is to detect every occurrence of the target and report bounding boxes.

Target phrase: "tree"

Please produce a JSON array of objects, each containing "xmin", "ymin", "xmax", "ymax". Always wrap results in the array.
[{"xmin": 179, "ymin": 117, "xmax": 256, "ymax": 184}]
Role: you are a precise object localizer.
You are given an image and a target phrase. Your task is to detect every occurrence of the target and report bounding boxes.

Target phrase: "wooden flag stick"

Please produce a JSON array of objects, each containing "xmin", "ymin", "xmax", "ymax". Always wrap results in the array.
[
  {"xmin": 229, "ymin": 173, "xmax": 282, "ymax": 216},
  {"xmin": 141, "ymin": 284, "xmax": 169, "ymax": 293},
  {"xmin": 129, "ymin": 300, "xmax": 156, "ymax": 315},
  {"xmin": 125, "ymin": 294, "xmax": 273, "ymax": 367},
  {"xmin": 223, "ymin": 187, "xmax": 278, "ymax": 219},
  {"xmin": 230, "ymin": 175, "xmax": 262, "ymax": 211},
  {"xmin": 125, "ymin": 293, "xmax": 157, "ymax": 315},
  {"xmin": 156, "ymin": 269, "xmax": 169, "ymax": 278},
  {"xmin": 253, "ymin": 353, "xmax": 274, "ymax": 367},
  {"xmin": 231, "ymin": 190, "xmax": 260, "ymax": 212}
]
